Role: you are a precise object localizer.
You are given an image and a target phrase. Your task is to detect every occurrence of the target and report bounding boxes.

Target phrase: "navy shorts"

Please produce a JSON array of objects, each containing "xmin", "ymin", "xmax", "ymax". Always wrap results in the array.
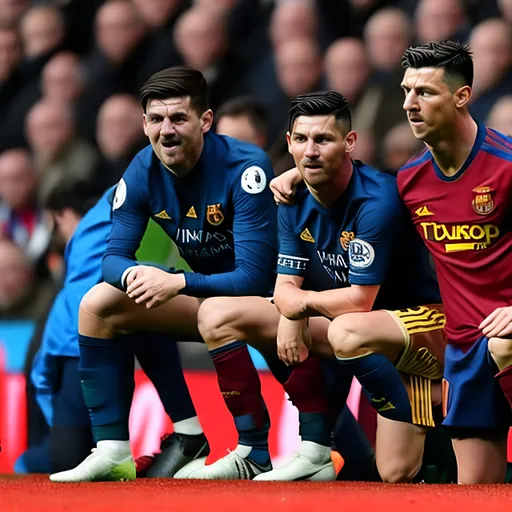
[{"xmin": 443, "ymin": 336, "xmax": 512, "ymax": 434}]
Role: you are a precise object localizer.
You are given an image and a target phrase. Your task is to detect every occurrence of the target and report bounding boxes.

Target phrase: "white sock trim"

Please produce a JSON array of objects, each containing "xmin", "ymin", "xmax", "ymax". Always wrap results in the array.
[{"xmin": 173, "ymin": 416, "xmax": 203, "ymax": 435}]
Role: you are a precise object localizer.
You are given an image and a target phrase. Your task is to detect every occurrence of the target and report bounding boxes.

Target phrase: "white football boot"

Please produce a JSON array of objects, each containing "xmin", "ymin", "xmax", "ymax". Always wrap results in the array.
[{"xmin": 253, "ymin": 441, "xmax": 336, "ymax": 481}]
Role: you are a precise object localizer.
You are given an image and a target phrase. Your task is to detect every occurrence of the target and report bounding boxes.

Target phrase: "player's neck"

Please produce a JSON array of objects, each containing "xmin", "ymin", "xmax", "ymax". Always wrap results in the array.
[
  {"xmin": 427, "ymin": 116, "xmax": 479, "ymax": 178},
  {"xmin": 307, "ymin": 160, "xmax": 353, "ymax": 208}
]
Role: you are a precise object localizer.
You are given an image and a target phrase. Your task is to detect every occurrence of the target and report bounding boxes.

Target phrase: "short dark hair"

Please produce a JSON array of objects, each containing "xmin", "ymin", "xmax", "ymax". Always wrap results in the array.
[
  {"xmin": 140, "ymin": 66, "xmax": 209, "ymax": 114},
  {"xmin": 401, "ymin": 40, "xmax": 473, "ymax": 90},
  {"xmin": 45, "ymin": 179, "xmax": 102, "ymax": 217},
  {"xmin": 288, "ymin": 91, "xmax": 352, "ymax": 133},
  {"xmin": 216, "ymin": 96, "xmax": 268, "ymax": 136}
]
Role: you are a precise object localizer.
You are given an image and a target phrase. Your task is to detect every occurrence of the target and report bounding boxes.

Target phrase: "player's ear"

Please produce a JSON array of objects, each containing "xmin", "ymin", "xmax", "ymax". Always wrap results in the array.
[
  {"xmin": 200, "ymin": 109, "xmax": 214, "ymax": 133},
  {"xmin": 454, "ymin": 85, "xmax": 472, "ymax": 109},
  {"xmin": 344, "ymin": 130, "xmax": 357, "ymax": 153},
  {"xmin": 142, "ymin": 114, "xmax": 149, "ymax": 137},
  {"xmin": 286, "ymin": 131, "xmax": 292, "ymax": 154}
]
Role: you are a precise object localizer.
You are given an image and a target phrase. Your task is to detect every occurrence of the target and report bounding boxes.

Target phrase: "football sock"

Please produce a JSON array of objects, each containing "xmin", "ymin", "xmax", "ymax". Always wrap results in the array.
[
  {"xmin": 210, "ymin": 341, "xmax": 270, "ymax": 465},
  {"xmin": 79, "ymin": 334, "xmax": 134, "ymax": 442},
  {"xmin": 336, "ymin": 352, "xmax": 412, "ymax": 423},
  {"xmin": 133, "ymin": 333, "xmax": 201, "ymax": 430},
  {"xmin": 282, "ymin": 356, "xmax": 330, "ymax": 447},
  {"xmin": 495, "ymin": 365, "xmax": 512, "ymax": 408}
]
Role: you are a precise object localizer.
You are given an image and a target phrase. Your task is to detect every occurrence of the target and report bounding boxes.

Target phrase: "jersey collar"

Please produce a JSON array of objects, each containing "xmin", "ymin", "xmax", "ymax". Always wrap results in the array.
[{"xmin": 430, "ymin": 121, "xmax": 486, "ymax": 182}]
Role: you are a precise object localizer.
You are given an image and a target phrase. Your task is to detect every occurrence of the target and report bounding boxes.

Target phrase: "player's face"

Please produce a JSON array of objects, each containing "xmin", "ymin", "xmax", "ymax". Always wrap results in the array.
[
  {"xmin": 401, "ymin": 67, "xmax": 466, "ymax": 145},
  {"xmin": 143, "ymin": 96, "xmax": 213, "ymax": 176},
  {"xmin": 287, "ymin": 114, "xmax": 356, "ymax": 187}
]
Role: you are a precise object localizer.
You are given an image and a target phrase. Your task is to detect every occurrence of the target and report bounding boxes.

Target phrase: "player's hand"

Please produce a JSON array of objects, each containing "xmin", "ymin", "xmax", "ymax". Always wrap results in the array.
[
  {"xmin": 126, "ymin": 266, "xmax": 185, "ymax": 309},
  {"xmin": 273, "ymin": 284, "xmax": 308, "ymax": 319},
  {"xmin": 270, "ymin": 167, "xmax": 302, "ymax": 205},
  {"xmin": 480, "ymin": 306, "xmax": 512, "ymax": 338},
  {"xmin": 277, "ymin": 316, "xmax": 311, "ymax": 366}
]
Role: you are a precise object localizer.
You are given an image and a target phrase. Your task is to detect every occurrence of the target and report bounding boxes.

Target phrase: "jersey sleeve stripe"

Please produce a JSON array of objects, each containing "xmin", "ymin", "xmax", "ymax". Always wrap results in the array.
[
  {"xmin": 481, "ymin": 142, "xmax": 512, "ymax": 162},
  {"xmin": 486, "ymin": 128, "xmax": 512, "ymax": 150}
]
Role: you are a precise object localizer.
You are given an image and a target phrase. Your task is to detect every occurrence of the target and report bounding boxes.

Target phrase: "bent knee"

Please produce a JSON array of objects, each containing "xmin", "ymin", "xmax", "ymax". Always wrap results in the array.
[
  {"xmin": 378, "ymin": 459, "xmax": 422, "ymax": 484},
  {"xmin": 488, "ymin": 337, "xmax": 512, "ymax": 361},
  {"xmin": 197, "ymin": 298, "xmax": 242, "ymax": 346},
  {"xmin": 327, "ymin": 315, "xmax": 367, "ymax": 358}
]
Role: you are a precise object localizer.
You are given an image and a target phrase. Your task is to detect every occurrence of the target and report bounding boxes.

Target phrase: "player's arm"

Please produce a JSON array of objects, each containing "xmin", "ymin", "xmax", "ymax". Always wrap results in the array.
[
  {"xmin": 270, "ymin": 167, "xmax": 302, "ymax": 205},
  {"xmin": 284, "ymin": 184, "xmax": 404, "ymax": 320},
  {"xmin": 180, "ymin": 157, "xmax": 277, "ymax": 297},
  {"xmin": 101, "ymin": 157, "xmax": 151, "ymax": 290}
]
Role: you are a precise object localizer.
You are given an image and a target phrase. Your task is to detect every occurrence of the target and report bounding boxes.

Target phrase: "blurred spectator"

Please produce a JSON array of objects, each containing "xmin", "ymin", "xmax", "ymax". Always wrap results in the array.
[
  {"xmin": 216, "ymin": 96, "xmax": 269, "ymax": 149},
  {"xmin": 269, "ymin": 0, "xmax": 318, "ymax": 50},
  {"xmin": 364, "ymin": 8, "xmax": 413, "ymax": 80},
  {"xmin": 173, "ymin": 3, "xmax": 245, "ymax": 110},
  {"xmin": 0, "ymin": 5, "xmax": 67, "ymax": 151},
  {"xmin": 498, "ymin": 0, "xmax": 512, "ymax": 22},
  {"xmin": 41, "ymin": 52, "xmax": 85, "ymax": 105},
  {"xmin": 19, "ymin": 4, "xmax": 66, "ymax": 60},
  {"xmin": 414, "ymin": 0, "xmax": 468, "ymax": 44},
  {"xmin": 351, "ymin": 132, "xmax": 376, "ymax": 166},
  {"xmin": 0, "ymin": 237, "xmax": 54, "ymax": 319},
  {"xmin": 0, "ymin": 148, "xmax": 51, "ymax": 264},
  {"xmin": 132, "ymin": 0, "xmax": 190, "ymax": 77},
  {"xmin": 381, "ymin": 121, "xmax": 423, "ymax": 173},
  {"xmin": 79, "ymin": 0, "xmax": 148, "ymax": 142},
  {"xmin": 25, "ymin": 100, "xmax": 99, "ymax": 202},
  {"xmin": 325, "ymin": 37, "xmax": 408, "ymax": 166},
  {"xmin": 0, "ymin": 0, "xmax": 29, "ymax": 26},
  {"xmin": 267, "ymin": 37, "xmax": 324, "ymax": 174},
  {"xmin": 325, "ymin": 38, "xmax": 371, "ymax": 110},
  {"xmin": 486, "ymin": 96, "xmax": 512, "ymax": 136},
  {"xmin": 0, "ymin": 25, "xmax": 23, "ymax": 115},
  {"xmin": 469, "ymin": 18, "xmax": 512, "ymax": 122},
  {"xmin": 95, "ymin": 94, "xmax": 146, "ymax": 187}
]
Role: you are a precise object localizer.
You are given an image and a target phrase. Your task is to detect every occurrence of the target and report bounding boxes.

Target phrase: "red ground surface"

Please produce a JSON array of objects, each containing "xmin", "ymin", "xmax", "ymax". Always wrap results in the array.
[{"xmin": 1, "ymin": 475, "xmax": 512, "ymax": 512}]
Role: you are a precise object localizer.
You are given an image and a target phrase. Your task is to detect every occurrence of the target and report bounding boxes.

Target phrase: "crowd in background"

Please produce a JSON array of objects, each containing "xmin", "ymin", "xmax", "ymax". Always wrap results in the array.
[{"xmin": 0, "ymin": 0, "xmax": 511, "ymax": 321}]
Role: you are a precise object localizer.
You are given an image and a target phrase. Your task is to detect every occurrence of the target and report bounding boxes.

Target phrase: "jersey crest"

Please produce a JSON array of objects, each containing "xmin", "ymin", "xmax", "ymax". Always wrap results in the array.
[
  {"xmin": 206, "ymin": 204, "xmax": 224, "ymax": 226},
  {"xmin": 472, "ymin": 186, "xmax": 494, "ymax": 215}
]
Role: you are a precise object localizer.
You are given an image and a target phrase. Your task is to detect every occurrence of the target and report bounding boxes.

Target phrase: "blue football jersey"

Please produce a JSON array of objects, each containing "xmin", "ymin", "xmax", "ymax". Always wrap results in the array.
[
  {"xmin": 277, "ymin": 162, "xmax": 441, "ymax": 311},
  {"xmin": 103, "ymin": 132, "xmax": 277, "ymax": 297}
]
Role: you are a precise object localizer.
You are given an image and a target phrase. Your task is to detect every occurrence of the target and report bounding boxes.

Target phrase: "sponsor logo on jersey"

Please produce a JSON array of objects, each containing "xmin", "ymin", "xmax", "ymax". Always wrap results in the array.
[
  {"xmin": 154, "ymin": 209, "xmax": 172, "ymax": 220},
  {"xmin": 317, "ymin": 251, "xmax": 349, "ymax": 283},
  {"xmin": 206, "ymin": 203, "xmax": 224, "ymax": 226},
  {"xmin": 186, "ymin": 206, "xmax": 197, "ymax": 218},
  {"xmin": 472, "ymin": 186, "xmax": 494, "ymax": 215},
  {"xmin": 348, "ymin": 238, "xmax": 375, "ymax": 268},
  {"xmin": 339, "ymin": 231, "xmax": 355, "ymax": 250},
  {"xmin": 241, "ymin": 166, "xmax": 267, "ymax": 194},
  {"xmin": 419, "ymin": 221, "xmax": 500, "ymax": 252},
  {"xmin": 414, "ymin": 205, "xmax": 434, "ymax": 217},
  {"xmin": 300, "ymin": 228, "xmax": 315, "ymax": 243}
]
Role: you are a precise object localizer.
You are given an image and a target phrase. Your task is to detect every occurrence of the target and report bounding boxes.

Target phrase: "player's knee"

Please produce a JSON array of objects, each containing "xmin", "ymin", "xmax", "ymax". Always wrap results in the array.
[
  {"xmin": 197, "ymin": 298, "xmax": 240, "ymax": 347},
  {"xmin": 488, "ymin": 336, "xmax": 512, "ymax": 364},
  {"xmin": 377, "ymin": 458, "xmax": 421, "ymax": 484},
  {"xmin": 79, "ymin": 282, "xmax": 119, "ymax": 332},
  {"xmin": 327, "ymin": 315, "xmax": 367, "ymax": 358}
]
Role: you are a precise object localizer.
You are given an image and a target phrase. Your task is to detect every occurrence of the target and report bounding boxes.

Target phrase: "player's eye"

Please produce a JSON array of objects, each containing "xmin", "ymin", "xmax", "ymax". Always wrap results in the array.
[{"xmin": 149, "ymin": 115, "xmax": 161, "ymax": 123}]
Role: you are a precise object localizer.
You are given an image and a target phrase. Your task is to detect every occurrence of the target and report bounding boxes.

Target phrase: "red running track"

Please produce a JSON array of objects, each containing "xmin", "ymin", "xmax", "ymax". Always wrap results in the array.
[{"xmin": 1, "ymin": 475, "xmax": 512, "ymax": 512}]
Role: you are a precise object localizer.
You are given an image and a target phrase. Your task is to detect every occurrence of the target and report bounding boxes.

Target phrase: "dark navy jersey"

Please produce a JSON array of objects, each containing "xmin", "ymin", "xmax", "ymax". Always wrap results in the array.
[
  {"xmin": 277, "ymin": 162, "xmax": 440, "ymax": 311},
  {"xmin": 103, "ymin": 132, "xmax": 277, "ymax": 297}
]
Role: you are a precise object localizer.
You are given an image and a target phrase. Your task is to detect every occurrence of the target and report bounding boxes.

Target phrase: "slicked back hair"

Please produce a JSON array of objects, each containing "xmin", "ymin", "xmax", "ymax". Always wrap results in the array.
[
  {"xmin": 140, "ymin": 66, "xmax": 209, "ymax": 114},
  {"xmin": 401, "ymin": 40, "xmax": 473, "ymax": 91},
  {"xmin": 288, "ymin": 91, "xmax": 352, "ymax": 134}
]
